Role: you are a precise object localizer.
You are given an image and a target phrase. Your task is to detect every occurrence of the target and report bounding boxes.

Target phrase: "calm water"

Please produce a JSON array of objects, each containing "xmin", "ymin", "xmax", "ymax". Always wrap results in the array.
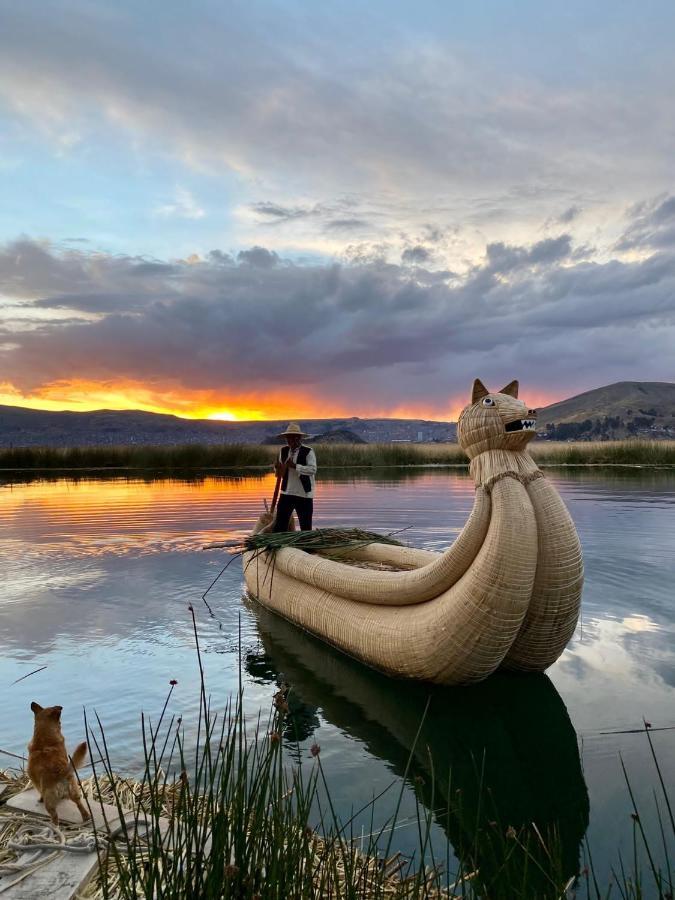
[{"xmin": 1, "ymin": 468, "xmax": 674, "ymax": 887}]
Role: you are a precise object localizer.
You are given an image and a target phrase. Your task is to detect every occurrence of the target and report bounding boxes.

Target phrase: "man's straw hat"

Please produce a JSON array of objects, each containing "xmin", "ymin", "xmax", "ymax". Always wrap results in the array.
[{"xmin": 278, "ymin": 422, "xmax": 308, "ymax": 438}]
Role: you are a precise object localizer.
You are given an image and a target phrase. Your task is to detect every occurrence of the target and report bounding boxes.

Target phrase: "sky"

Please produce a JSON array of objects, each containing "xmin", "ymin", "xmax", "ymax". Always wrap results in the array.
[{"xmin": 0, "ymin": 0, "xmax": 674, "ymax": 421}]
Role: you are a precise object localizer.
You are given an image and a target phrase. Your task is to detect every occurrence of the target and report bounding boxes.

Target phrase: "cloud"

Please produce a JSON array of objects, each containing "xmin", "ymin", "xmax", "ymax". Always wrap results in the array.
[
  {"xmin": 1, "ymin": 1, "xmax": 673, "ymax": 281},
  {"xmin": 616, "ymin": 195, "xmax": 675, "ymax": 252},
  {"xmin": 0, "ymin": 237, "xmax": 179, "ymax": 313},
  {"xmin": 401, "ymin": 246, "xmax": 431, "ymax": 264},
  {"xmin": 557, "ymin": 206, "xmax": 582, "ymax": 225},
  {"xmin": 1, "ymin": 230, "xmax": 673, "ymax": 413},
  {"xmin": 250, "ymin": 202, "xmax": 318, "ymax": 222},
  {"xmin": 1, "ymin": 1, "xmax": 673, "ymax": 245},
  {"xmin": 324, "ymin": 218, "xmax": 370, "ymax": 232},
  {"xmin": 485, "ymin": 234, "xmax": 573, "ymax": 273},
  {"xmin": 249, "ymin": 201, "xmax": 371, "ymax": 236},
  {"xmin": 156, "ymin": 187, "xmax": 205, "ymax": 220},
  {"xmin": 236, "ymin": 246, "xmax": 280, "ymax": 268}
]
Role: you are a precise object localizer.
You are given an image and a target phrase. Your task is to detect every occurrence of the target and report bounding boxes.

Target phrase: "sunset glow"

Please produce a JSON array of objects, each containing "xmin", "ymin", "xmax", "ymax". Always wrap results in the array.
[
  {"xmin": 0, "ymin": 379, "xmax": 562, "ymax": 422},
  {"xmin": 207, "ymin": 411, "xmax": 237, "ymax": 421},
  {"xmin": 0, "ymin": 1, "xmax": 673, "ymax": 421}
]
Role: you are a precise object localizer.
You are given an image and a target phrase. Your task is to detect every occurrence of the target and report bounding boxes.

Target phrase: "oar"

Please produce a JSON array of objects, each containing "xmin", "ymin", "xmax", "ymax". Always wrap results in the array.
[{"xmin": 270, "ymin": 469, "xmax": 283, "ymax": 512}]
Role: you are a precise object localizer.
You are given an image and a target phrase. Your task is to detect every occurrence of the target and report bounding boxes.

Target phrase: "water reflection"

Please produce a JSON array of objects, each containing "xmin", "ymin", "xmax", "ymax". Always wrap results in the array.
[
  {"xmin": 246, "ymin": 603, "xmax": 589, "ymax": 895},
  {"xmin": 4, "ymin": 462, "xmax": 674, "ymax": 489},
  {"xmin": 1, "ymin": 469, "xmax": 673, "ymax": 886}
]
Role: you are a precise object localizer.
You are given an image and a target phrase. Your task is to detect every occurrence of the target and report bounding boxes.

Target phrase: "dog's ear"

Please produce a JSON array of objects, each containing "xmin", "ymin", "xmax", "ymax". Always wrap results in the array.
[
  {"xmin": 49, "ymin": 706, "xmax": 63, "ymax": 719},
  {"xmin": 471, "ymin": 379, "xmax": 489, "ymax": 403},
  {"xmin": 499, "ymin": 380, "xmax": 519, "ymax": 398},
  {"xmin": 31, "ymin": 701, "xmax": 43, "ymax": 714}
]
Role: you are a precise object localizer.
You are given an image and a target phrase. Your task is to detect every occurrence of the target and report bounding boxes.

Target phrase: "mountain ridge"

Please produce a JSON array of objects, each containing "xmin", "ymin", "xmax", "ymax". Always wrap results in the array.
[
  {"xmin": 1, "ymin": 380, "xmax": 673, "ymax": 445},
  {"xmin": 0, "ymin": 405, "xmax": 456, "ymax": 446},
  {"xmin": 536, "ymin": 381, "xmax": 675, "ymax": 439}
]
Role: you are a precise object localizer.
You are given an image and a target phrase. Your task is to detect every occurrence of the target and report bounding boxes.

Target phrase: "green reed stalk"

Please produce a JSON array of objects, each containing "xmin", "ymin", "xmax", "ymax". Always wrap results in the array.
[
  {"xmin": 3, "ymin": 439, "xmax": 674, "ymax": 472},
  {"xmin": 78, "ymin": 624, "xmax": 674, "ymax": 899}
]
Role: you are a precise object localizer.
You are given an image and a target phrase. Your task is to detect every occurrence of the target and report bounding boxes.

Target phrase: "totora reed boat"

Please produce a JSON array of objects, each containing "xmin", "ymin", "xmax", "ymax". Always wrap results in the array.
[{"xmin": 244, "ymin": 379, "xmax": 583, "ymax": 685}]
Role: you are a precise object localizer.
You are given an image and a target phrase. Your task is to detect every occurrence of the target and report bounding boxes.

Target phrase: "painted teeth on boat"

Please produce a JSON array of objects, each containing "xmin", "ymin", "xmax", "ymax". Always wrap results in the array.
[{"xmin": 505, "ymin": 419, "xmax": 537, "ymax": 432}]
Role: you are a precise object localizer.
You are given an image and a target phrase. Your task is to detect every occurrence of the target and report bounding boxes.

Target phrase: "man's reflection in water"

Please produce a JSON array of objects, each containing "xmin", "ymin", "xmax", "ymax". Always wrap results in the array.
[{"xmin": 245, "ymin": 648, "xmax": 321, "ymax": 746}]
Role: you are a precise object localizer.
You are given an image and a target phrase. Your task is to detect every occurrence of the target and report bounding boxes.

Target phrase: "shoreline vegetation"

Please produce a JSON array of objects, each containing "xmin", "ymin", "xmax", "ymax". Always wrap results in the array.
[
  {"xmin": 0, "ymin": 439, "xmax": 675, "ymax": 473},
  {"xmin": 2, "ymin": 614, "xmax": 673, "ymax": 898},
  {"xmin": 2, "ymin": 722, "xmax": 673, "ymax": 900}
]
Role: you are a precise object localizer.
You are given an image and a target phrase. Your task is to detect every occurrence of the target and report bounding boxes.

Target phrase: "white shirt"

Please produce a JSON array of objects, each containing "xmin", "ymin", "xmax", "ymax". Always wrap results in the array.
[{"xmin": 279, "ymin": 445, "xmax": 317, "ymax": 498}]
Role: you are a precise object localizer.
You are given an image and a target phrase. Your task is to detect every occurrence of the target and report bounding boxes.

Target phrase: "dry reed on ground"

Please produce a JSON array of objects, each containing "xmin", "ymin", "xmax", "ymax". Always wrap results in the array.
[{"xmin": 1, "ymin": 769, "xmax": 456, "ymax": 899}]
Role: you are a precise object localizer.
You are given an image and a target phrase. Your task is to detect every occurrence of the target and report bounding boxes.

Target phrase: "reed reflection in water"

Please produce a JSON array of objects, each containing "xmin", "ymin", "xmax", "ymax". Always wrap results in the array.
[
  {"xmin": 1, "ymin": 468, "xmax": 673, "ymax": 886},
  {"xmin": 245, "ymin": 602, "xmax": 589, "ymax": 894}
]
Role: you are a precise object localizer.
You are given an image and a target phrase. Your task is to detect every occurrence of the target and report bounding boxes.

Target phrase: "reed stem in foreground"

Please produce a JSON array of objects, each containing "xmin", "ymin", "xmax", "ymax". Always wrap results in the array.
[{"xmin": 75, "ymin": 612, "xmax": 672, "ymax": 899}]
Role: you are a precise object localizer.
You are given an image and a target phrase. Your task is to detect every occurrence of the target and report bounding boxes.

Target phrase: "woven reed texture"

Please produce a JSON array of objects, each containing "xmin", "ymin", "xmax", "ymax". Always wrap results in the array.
[
  {"xmin": 326, "ymin": 543, "xmax": 438, "ymax": 568},
  {"xmin": 503, "ymin": 476, "xmax": 583, "ymax": 670},
  {"xmin": 244, "ymin": 379, "xmax": 583, "ymax": 684},
  {"xmin": 261, "ymin": 488, "xmax": 490, "ymax": 606},
  {"xmin": 245, "ymin": 477, "xmax": 538, "ymax": 684}
]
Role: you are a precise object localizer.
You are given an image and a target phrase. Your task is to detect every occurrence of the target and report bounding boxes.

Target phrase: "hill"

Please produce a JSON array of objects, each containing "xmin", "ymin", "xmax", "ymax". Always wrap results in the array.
[
  {"xmin": 537, "ymin": 381, "xmax": 675, "ymax": 440},
  {"xmin": 310, "ymin": 428, "xmax": 367, "ymax": 444},
  {"xmin": 2, "ymin": 381, "xmax": 673, "ymax": 448},
  {"xmin": 0, "ymin": 405, "xmax": 455, "ymax": 448}
]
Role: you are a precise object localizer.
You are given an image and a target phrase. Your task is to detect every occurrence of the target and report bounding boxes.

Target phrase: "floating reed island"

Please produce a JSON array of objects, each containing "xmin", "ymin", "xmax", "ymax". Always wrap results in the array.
[{"xmin": 244, "ymin": 380, "xmax": 584, "ymax": 685}]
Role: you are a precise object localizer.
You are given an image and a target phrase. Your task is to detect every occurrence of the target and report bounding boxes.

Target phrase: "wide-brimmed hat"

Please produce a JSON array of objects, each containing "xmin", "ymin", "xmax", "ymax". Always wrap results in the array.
[{"xmin": 278, "ymin": 422, "xmax": 308, "ymax": 438}]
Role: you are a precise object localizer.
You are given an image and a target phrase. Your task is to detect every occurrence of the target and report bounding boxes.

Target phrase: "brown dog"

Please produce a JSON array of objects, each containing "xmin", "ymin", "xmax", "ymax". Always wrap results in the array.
[{"xmin": 27, "ymin": 702, "xmax": 90, "ymax": 826}]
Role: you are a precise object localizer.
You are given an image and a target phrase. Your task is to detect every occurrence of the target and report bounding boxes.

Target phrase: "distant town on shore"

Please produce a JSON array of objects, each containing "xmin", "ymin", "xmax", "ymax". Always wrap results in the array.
[{"xmin": 1, "ymin": 381, "xmax": 674, "ymax": 448}]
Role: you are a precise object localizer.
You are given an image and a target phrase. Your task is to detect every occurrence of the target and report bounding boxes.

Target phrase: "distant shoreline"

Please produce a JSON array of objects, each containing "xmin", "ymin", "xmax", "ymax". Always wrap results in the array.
[{"xmin": 0, "ymin": 439, "xmax": 674, "ymax": 472}]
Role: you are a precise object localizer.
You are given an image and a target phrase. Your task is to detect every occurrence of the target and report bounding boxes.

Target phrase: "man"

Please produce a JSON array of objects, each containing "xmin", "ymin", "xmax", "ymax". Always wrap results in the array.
[{"xmin": 272, "ymin": 423, "xmax": 317, "ymax": 531}]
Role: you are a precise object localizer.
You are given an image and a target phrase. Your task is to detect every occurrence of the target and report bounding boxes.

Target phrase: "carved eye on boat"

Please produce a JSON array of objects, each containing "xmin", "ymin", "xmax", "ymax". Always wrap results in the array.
[{"xmin": 482, "ymin": 397, "xmax": 495, "ymax": 407}]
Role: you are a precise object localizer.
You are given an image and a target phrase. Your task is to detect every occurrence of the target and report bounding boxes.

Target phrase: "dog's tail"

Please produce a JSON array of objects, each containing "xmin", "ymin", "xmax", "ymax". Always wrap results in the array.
[{"xmin": 70, "ymin": 741, "xmax": 88, "ymax": 770}]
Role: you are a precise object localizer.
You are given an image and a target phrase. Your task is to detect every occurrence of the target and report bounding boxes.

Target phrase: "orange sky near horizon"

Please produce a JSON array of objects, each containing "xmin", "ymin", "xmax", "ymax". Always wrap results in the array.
[{"xmin": 0, "ymin": 378, "xmax": 561, "ymax": 422}]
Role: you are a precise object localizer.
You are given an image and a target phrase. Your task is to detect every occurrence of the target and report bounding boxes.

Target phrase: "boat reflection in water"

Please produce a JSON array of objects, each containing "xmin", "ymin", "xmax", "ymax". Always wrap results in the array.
[{"xmin": 245, "ymin": 601, "xmax": 589, "ymax": 897}]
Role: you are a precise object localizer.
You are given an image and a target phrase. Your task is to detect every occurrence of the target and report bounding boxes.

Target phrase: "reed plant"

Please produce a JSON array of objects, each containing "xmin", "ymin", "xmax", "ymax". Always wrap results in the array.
[
  {"xmin": 311, "ymin": 444, "xmax": 468, "ymax": 467},
  {"xmin": 0, "ymin": 443, "xmax": 273, "ymax": 471},
  {"xmin": 84, "ymin": 609, "xmax": 457, "ymax": 899},
  {"xmin": 319, "ymin": 439, "xmax": 674, "ymax": 467},
  {"xmin": 529, "ymin": 439, "xmax": 675, "ymax": 467},
  {"xmin": 2, "ymin": 439, "xmax": 674, "ymax": 472},
  {"xmin": 74, "ymin": 609, "xmax": 673, "ymax": 899}
]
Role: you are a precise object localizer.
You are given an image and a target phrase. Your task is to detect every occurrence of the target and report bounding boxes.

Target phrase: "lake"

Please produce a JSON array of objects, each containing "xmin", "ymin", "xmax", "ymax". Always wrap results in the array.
[{"xmin": 1, "ymin": 467, "xmax": 674, "ymax": 889}]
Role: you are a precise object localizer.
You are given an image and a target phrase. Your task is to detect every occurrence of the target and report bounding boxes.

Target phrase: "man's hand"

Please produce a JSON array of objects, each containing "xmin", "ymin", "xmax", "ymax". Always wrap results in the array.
[{"xmin": 287, "ymin": 460, "xmax": 297, "ymax": 469}]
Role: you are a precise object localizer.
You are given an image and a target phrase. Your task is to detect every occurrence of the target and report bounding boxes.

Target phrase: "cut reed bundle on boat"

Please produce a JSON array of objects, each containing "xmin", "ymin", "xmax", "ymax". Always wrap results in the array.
[{"xmin": 244, "ymin": 527, "xmax": 404, "ymax": 556}]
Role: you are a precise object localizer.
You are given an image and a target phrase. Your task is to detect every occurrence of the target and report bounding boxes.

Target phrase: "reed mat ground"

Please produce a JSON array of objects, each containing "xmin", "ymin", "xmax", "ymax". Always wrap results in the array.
[{"xmin": 1, "ymin": 440, "xmax": 674, "ymax": 472}]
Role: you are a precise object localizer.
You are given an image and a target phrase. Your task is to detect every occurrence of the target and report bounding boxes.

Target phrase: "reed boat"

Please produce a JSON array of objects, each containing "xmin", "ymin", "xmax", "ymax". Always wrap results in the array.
[{"xmin": 244, "ymin": 379, "xmax": 583, "ymax": 685}]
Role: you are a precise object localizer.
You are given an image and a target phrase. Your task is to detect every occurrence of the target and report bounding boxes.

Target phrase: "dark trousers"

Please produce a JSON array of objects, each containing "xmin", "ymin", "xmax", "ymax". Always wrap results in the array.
[{"xmin": 273, "ymin": 493, "xmax": 313, "ymax": 531}]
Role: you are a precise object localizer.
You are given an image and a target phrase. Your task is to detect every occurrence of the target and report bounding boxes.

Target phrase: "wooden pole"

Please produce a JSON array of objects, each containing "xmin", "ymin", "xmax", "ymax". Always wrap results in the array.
[{"xmin": 270, "ymin": 464, "xmax": 284, "ymax": 513}]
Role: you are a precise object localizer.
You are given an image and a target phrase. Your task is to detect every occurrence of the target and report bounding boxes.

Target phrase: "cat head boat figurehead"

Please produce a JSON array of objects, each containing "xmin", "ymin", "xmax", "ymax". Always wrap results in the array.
[
  {"xmin": 458, "ymin": 379, "xmax": 538, "ymax": 457},
  {"xmin": 458, "ymin": 379, "xmax": 541, "ymax": 487}
]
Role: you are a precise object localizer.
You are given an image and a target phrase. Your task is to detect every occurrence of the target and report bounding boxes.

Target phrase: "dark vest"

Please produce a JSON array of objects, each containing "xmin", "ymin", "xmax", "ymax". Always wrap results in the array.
[{"xmin": 280, "ymin": 445, "xmax": 312, "ymax": 494}]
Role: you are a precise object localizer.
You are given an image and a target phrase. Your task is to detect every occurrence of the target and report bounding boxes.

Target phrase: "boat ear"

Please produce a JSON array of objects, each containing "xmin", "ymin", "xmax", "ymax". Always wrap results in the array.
[
  {"xmin": 499, "ymin": 380, "xmax": 519, "ymax": 398},
  {"xmin": 471, "ymin": 379, "xmax": 489, "ymax": 403}
]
